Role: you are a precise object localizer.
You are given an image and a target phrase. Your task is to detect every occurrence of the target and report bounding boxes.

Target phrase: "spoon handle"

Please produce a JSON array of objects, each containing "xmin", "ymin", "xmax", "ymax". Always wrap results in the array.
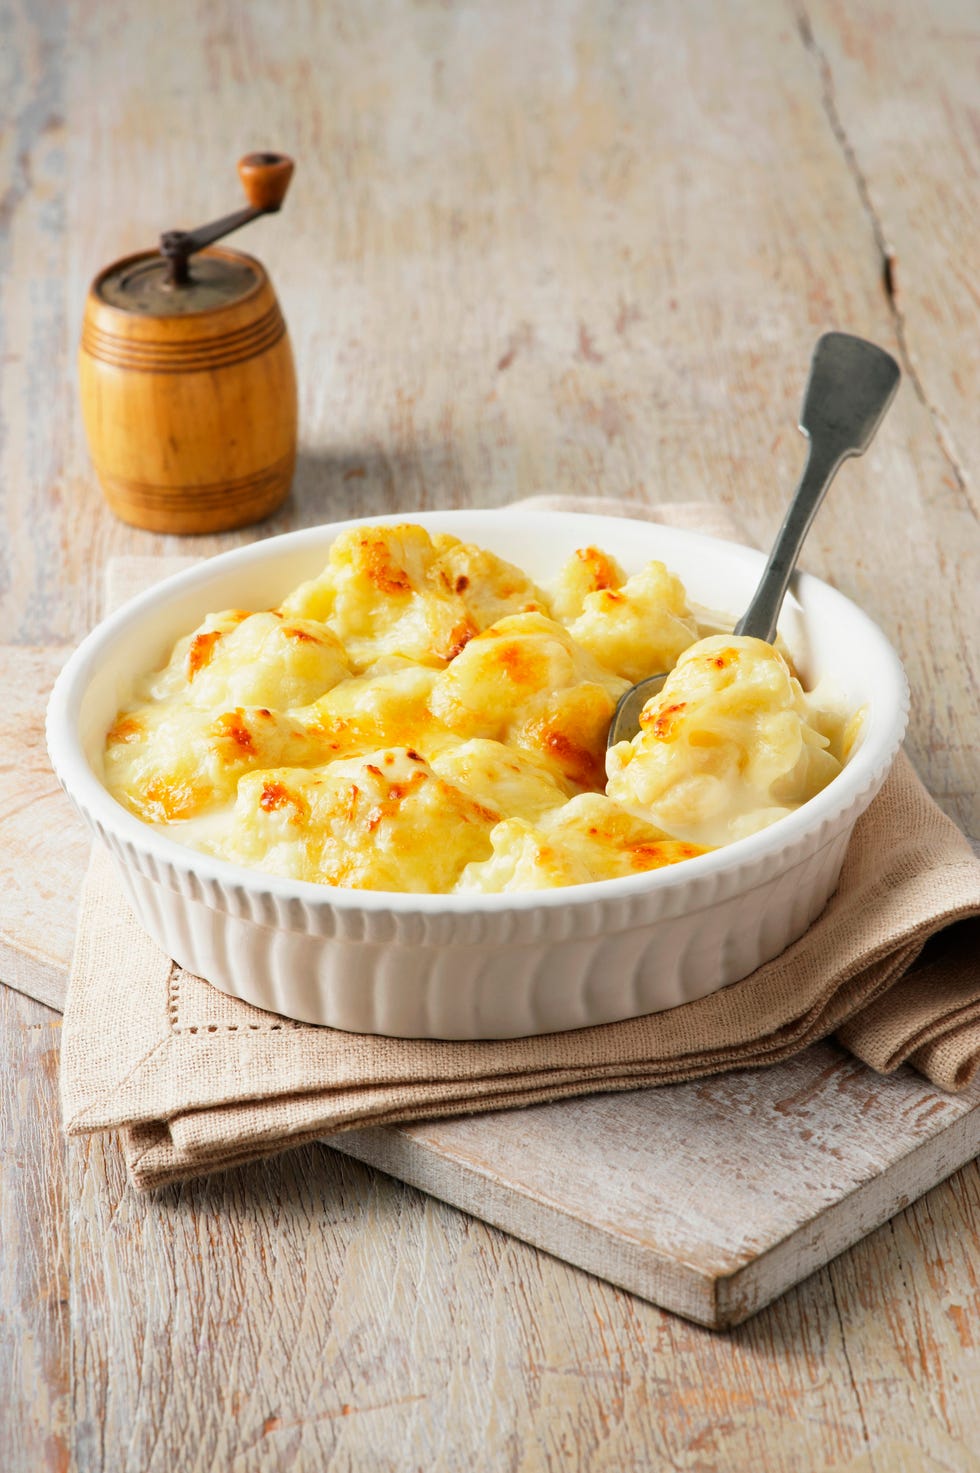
[
  {"xmin": 735, "ymin": 332, "xmax": 900, "ymax": 643},
  {"xmin": 733, "ymin": 440, "xmax": 842, "ymax": 642}
]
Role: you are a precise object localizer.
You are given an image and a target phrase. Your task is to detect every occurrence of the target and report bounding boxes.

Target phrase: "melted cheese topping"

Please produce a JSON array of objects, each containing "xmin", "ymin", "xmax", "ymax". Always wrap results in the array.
[
  {"xmin": 279, "ymin": 524, "xmax": 547, "ymax": 670},
  {"xmin": 457, "ymin": 794, "xmax": 705, "ymax": 893},
  {"xmin": 105, "ymin": 703, "xmax": 332, "ymax": 822},
  {"xmin": 104, "ymin": 525, "xmax": 851, "ymax": 892},
  {"xmin": 429, "ymin": 739, "xmax": 570, "ymax": 822},
  {"xmin": 605, "ymin": 635, "xmax": 843, "ymax": 846},
  {"xmin": 155, "ymin": 610, "xmax": 350, "ymax": 707},
  {"xmin": 202, "ymin": 748, "xmax": 500, "ymax": 893},
  {"xmin": 429, "ymin": 613, "xmax": 629, "ymax": 791},
  {"xmin": 561, "ymin": 557, "xmax": 700, "ymax": 683}
]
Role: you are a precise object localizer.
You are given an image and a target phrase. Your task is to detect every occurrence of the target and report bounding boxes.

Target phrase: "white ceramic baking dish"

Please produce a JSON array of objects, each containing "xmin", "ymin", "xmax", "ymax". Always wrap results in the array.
[{"xmin": 46, "ymin": 509, "xmax": 908, "ymax": 1038}]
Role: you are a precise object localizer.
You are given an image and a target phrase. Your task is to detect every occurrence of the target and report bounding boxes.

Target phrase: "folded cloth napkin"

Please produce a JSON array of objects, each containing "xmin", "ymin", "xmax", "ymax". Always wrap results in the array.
[{"xmin": 60, "ymin": 497, "xmax": 980, "ymax": 1190}]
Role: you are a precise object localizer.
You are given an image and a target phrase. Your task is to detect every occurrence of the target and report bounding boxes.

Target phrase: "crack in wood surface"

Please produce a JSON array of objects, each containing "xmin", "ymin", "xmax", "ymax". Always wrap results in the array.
[
  {"xmin": 794, "ymin": 0, "xmax": 975, "ymax": 517},
  {"xmin": 829, "ymin": 1267, "xmax": 876, "ymax": 1470}
]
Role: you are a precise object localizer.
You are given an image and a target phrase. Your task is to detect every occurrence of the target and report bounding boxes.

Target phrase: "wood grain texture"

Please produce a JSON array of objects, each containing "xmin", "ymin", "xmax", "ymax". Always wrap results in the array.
[
  {"xmin": 67, "ymin": 1128, "xmax": 980, "ymax": 1473},
  {"xmin": 334, "ymin": 1050, "xmax": 980, "ymax": 1327},
  {"xmin": 0, "ymin": 647, "xmax": 89, "ymax": 1012},
  {"xmin": 2, "ymin": 0, "xmax": 979, "ymax": 1463},
  {"xmin": 0, "ymin": 987, "xmax": 70, "ymax": 1473},
  {"xmin": 805, "ymin": 0, "xmax": 980, "ymax": 515}
]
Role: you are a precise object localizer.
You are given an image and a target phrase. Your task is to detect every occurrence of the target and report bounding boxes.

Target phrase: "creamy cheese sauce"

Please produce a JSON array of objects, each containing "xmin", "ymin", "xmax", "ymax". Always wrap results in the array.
[{"xmin": 104, "ymin": 524, "xmax": 851, "ymax": 893}]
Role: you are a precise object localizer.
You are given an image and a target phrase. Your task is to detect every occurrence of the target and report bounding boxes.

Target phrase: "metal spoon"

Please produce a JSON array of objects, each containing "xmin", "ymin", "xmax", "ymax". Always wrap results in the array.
[{"xmin": 606, "ymin": 332, "xmax": 901, "ymax": 748}]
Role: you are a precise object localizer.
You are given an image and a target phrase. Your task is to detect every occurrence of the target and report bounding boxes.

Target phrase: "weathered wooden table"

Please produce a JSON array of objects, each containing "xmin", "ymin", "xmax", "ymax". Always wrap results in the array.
[{"xmin": 3, "ymin": 1, "xmax": 979, "ymax": 1466}]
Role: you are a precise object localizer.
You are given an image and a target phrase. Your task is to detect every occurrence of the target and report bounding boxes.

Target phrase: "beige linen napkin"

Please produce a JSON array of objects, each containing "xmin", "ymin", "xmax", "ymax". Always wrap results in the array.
[{"xmin": 60, "ymin": 498, "xmax": 980, "ymax": 1190}]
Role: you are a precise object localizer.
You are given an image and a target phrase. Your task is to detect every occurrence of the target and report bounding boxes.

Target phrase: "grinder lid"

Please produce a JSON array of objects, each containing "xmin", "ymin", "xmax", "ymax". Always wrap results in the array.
[
  {"xmin": 94, "ymin": 152, "xmax": 293, "ymax": 317},
  {"xmin": 96, "ymin": 251, "xmax": 262, "ymax": 315}
]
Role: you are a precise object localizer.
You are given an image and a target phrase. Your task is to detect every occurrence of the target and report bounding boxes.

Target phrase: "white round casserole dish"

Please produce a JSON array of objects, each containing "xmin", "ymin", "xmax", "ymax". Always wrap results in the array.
[{"xmin": 46, "ymin": 509, "xmax": 908, "ymax": 1039}]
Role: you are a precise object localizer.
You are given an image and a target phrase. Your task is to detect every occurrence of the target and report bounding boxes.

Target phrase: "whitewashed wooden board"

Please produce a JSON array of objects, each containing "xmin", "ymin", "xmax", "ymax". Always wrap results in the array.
[
  {"xmin": 6, "ymin": 641, "xmax": 980, "ymax": 1328},
  {"xmin": 333, "ymin": 1055, "xmax": 980, "ymax": 1326}
]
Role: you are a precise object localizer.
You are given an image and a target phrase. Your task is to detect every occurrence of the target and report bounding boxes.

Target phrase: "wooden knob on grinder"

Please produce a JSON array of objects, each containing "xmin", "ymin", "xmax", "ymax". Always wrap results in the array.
[{"xmin": 237, "ymin": 152, "xmax": 295, "ymax": 212}]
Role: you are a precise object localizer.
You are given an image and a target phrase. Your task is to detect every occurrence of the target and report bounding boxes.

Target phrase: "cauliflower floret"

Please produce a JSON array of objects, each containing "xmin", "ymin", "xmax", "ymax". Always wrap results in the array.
[
  {"xmin": 105, "ymin": 610, "xmax": 352, "ymax": 822},
  {"xmin": 300, "ymin": 664, "xmax": 445, "ymax": 762},
  {"xmin": 144, "ymin": 610, "xmax": 350, "ymax": 710},
  {"xmin": 279, "ymin": 524, "xmax": 547, "ymax": 671},
  {"xmin": 428, "ymin": 533, "xmax": 550, "ymax": 628},
  {"xmin": 606, "ymin": 635, "xmax": 842, "ymax": 846},
  {"xmin": 565, "ymin": 560, "xmax": 699, "ymax": 683},
  {"xmin": 429, "ymin": 612, "xmax": 628, "ymax": 792},
  {"xmin": 429, "ymin": 739, "xmax": 570, "ymax": 822},
  {"xmin": 144, "ymin": 608, "xmax": 253, "ymax": 700},
  {"xmin": 457, "ymin": 793, "xmax": 705, "ymax": 892},
  {"xmin": 205, "ymin": 748, "xmax": 499, "ymax": 892},
  {"xmin": 550, "ymin": 545, "xmax": 627, "ymax": 623},
  {"xmin": 104, "ymin": 703, "xmax": 329, "ymax": 822}
]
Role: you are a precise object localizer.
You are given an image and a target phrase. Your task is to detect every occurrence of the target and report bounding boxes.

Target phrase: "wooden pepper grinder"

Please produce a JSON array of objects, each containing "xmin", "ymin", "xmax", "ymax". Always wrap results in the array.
[{"xmin": 79, "ymin": 153, "xmax": 298, "ymax": 534}]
